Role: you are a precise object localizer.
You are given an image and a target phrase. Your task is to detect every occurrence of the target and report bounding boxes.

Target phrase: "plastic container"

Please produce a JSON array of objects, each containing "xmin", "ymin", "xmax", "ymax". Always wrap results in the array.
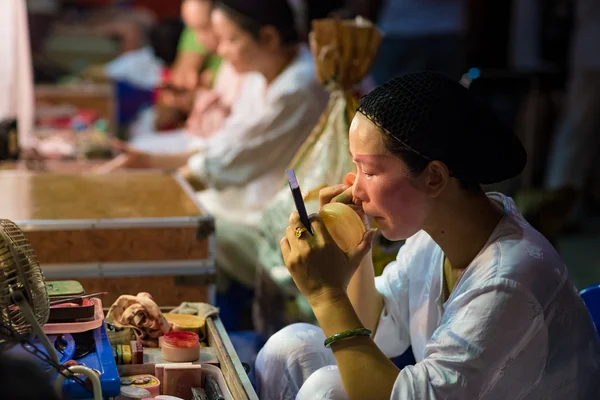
[
  {"xmin": 161, "ymin": 364, "xmax": 233, "ymax": 400},
  {"xmin": 117, "ymin": 385, "xmax": 151, "ymax": 399},
  {"xmin": 164, "ymin": 314, "xmax": 205, "ymax": 335},
  {"xmin": 43, "ymin": 298, "xmax": 104, "ymax": 334},
  {"xmin": 163, "ymin": 364, "xmax": 202, "ymax": 400},
  {"xmin": 59, "ymin": 323, "xmax": 121, "ymax": 398},
  {"xmin": 118, "ymin": 374, "xmax": 161, "ymax": 399},
  {"xmin": 161, "ymin": 331, "xmax": 200, "ymax": 362},
  {"xmin": 199, "ymin": 364, "xmax": 233, "ymax": 400},
  {"xmin": 47, "ymin": 280, "xmax": 85, "ymax": 297},
  {"xmin": 153, "ymin": 364, "xmax": 232, "ymax": 400},
  {"xmin": 48, "ymin": 298, "xmax": 95, "ymax": 322}
]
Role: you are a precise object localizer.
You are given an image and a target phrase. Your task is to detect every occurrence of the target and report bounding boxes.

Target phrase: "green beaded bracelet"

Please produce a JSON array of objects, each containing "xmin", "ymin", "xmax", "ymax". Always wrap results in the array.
[{"xmin": 324, "ymin": 327, "xmax": 372, "ymax": 348}]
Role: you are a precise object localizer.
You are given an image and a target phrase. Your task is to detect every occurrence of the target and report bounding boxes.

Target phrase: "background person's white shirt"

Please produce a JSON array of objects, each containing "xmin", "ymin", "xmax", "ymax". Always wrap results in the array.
[
  {"xmin": 188, "ymin": 46, "xmax": 328, "ymax": 228},
  {"xmin": 374, "ymin": 192, "xmax": 600, "ymax": 399},
  {"xmin": 105, "ymin": 46, "xmax": 164, "ymax": 90}
]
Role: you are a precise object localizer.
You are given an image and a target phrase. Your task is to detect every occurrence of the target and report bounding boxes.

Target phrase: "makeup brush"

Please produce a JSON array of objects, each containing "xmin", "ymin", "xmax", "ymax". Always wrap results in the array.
[{"xmin": 49, "ymin": 292, "xmax": 108, "ymax": 306}]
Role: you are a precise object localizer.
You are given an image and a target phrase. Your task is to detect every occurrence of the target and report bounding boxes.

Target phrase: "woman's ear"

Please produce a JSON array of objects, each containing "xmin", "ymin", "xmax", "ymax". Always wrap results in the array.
[
  {"xmin": 423, "ymin": 161, "xmax": 449, "ymax": 198},
  {"xmin": 259, "ymin": 25, "xmax": 281, "ymax": 51}
]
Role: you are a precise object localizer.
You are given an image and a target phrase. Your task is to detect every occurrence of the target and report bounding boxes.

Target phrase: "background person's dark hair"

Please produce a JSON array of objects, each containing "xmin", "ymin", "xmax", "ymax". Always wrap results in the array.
[
  {"xmin": 215, "ymin": 1, "xmax": 299, "ymax": 45},
  {"xmin": 380, "ymin": 134, "xmax": 483, "ymax": 192},
  {"xmin": 149, "ymin": 18, "xmax": 184, "ymax": 66}
]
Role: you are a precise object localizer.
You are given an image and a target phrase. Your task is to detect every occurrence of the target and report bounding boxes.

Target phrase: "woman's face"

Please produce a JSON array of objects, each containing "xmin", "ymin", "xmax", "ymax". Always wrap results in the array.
[
  {"xmin": 181, "ymin": 0, "xmax": 218, "ymax": 52},
  {"xmin": 211, "ymin": 9, "xmax": 267, "ymax": 74},
  {"xmin": 349, "ymin": 113, "xmax": 430, "ymax": 241}
]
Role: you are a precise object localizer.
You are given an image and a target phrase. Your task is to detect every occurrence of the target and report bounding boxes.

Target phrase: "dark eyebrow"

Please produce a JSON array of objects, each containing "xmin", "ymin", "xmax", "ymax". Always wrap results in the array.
[{"xmin": 353, "ymin": 155, "xmax": 387, "ymax": 166}]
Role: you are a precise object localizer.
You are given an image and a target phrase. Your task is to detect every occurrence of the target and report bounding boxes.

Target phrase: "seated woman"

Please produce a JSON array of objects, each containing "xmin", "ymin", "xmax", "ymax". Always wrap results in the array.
[
  {"xmin": 256, "ymin": 71, "xmax": 600, "ymax": 399},
  {"xmin": 154, "ymin": 0, "xmax": 245, "ymax": 141},
  {"xmin": 101, "ymin": 0, "xmax": 327, "ymax": 297},
  {"xmin": 137, "ymin": 0, "xmax": 231, "ymax": 137}
]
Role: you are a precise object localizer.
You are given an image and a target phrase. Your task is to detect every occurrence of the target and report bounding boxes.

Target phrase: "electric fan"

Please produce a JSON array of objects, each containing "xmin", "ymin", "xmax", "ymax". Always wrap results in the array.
[{"xmin": 0, "ymin": 219, "xmax": 103, "ymax": 399}]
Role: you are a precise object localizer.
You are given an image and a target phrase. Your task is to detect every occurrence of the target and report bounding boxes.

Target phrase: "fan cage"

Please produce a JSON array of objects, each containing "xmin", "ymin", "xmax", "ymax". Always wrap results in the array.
[{"xmin": 0, "ymin": 219, "xmax": 49, "ymax": 350}]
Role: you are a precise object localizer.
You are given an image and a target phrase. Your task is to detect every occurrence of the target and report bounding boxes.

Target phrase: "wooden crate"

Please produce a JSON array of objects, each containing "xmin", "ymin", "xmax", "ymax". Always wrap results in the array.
[
  {"xmin": 206, "ymin": 317, "xmax": 258, "ymax": 399},
  {"xmin": 117, "ymin": 317, "xmax": 259, "ymax": 399},
  {"xmin": 0, "ymin": 170, "xmax": 215, "ymax": 307},
  {"xmin": 35, "ymin": 83, "xmax": 117, "ymax": 131}
]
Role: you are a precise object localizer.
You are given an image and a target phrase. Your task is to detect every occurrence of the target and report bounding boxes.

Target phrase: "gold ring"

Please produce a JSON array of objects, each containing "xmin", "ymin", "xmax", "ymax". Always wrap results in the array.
[{"xmin": 295, "ymin": 226, "xmax": 308, "ymax": 239}]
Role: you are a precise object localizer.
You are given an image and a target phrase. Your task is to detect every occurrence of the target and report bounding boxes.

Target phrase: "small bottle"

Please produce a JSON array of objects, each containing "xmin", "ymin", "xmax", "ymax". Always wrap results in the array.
[{"xmin": 71, "ymin": 117, "xmax": 88, "ymax": 160}]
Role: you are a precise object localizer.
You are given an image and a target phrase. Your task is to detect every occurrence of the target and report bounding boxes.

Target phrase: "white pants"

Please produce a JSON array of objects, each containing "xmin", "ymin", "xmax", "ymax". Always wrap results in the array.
[
  {"xmin": 545, "ymin": 70, "xmax": 600, "ymax": 190},
  {"xmin": 255, "ymin": 323, "xmax": 349, "ymax": 400}
]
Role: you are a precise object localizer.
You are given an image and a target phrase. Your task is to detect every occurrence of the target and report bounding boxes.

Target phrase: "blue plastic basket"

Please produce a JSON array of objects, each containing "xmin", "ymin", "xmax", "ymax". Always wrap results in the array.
[{"xmin": 580, "ymin": 284, "xmax": 600, "ymax": 334}]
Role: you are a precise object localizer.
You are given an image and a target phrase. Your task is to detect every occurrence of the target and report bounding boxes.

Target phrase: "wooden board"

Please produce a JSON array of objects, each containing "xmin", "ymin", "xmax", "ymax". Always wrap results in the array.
[
  {"xmin": 0, "ymin": 171, "xmax": 203, "ymax": 221},
  {"xmin": 77, "ymin": 276, "xmax": 212, "ymax": 308},
  {"xmin": 0, "ymin": 160, "xmax": 104, "ymax": 173},
  {"xmin": 0, "ymin": 170, "xmax": 213, "ymax": 264},
  {"xmin": 27, "ymin": 226, "xmax": 208, "ymax": 263},
  {"xmin": 0, "ymin": 170, "xmax": 215, "ymax": 302},
  {"xmin": 207, "ymin": 318, "xmax": 258, "ymax": 400}
]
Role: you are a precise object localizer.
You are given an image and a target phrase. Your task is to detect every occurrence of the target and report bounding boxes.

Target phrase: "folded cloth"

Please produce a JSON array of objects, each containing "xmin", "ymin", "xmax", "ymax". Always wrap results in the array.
[
  {"xmin": 106, "ymin": 292, "xmax": 171, "ymax": 347},
  {"xmin": 169, "ymin": 302, "xmax": 219, "ymax": 319}
]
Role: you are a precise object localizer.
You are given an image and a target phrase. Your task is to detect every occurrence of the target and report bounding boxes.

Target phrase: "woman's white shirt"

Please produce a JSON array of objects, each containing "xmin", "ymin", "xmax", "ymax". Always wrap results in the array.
[
  {"xmin": 374, "ymin": 192, "xmax": 600, "ymax": 399},
  {"xmin": 188, "ymin": 46, "xmax": 327, "ymax": 227}
]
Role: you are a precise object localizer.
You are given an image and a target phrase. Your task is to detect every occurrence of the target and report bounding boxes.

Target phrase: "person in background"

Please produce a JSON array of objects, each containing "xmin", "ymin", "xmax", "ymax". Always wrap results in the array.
[
  {"xmin": 369, "ymin": 0, "xmax": 467, "ymax": 84},
  {"xmin": 153, "ymin": 0, "xmax": 223, "ymax": 131},
  {"xmin": 100, "ymin": 0, "xmax": 328, "ymax": 312},
  {"xmin": 170, "ymin": 0, "xmax": 222, "ymax": 94},
  {"xmin": 128, "ymin": 0, "xmax": 245, "ymax": 153},
  {"xmin": 81, "ymin": 0, "xmax": 221, "ymax": 131},
  {"xmin": 256, "ymin": 72, "xmax": 600, "ymax": 399}
]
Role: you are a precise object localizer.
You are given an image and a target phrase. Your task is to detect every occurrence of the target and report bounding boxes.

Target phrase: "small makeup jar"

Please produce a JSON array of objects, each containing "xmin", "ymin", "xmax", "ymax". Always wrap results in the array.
[{"xmin": 160, "ymin": 331, "xmax": 200, "ymax": 362}]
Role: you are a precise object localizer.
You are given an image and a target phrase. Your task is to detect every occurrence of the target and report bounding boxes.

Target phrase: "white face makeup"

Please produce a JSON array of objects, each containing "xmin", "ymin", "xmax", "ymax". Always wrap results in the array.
[{"xmin": 349, "ymin": 113, "xmax": 429, "ymax": 241}]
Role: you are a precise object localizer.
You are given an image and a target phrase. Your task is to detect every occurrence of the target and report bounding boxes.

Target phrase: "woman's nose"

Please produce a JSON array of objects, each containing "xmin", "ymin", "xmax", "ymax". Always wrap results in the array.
[
  {"xmin": 352, "ymin": 175, "xmax": 367, "ymax": 204},
  {"xmin": 216, "ymin": 43, "xmax": 227, "ymax": 58}
]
